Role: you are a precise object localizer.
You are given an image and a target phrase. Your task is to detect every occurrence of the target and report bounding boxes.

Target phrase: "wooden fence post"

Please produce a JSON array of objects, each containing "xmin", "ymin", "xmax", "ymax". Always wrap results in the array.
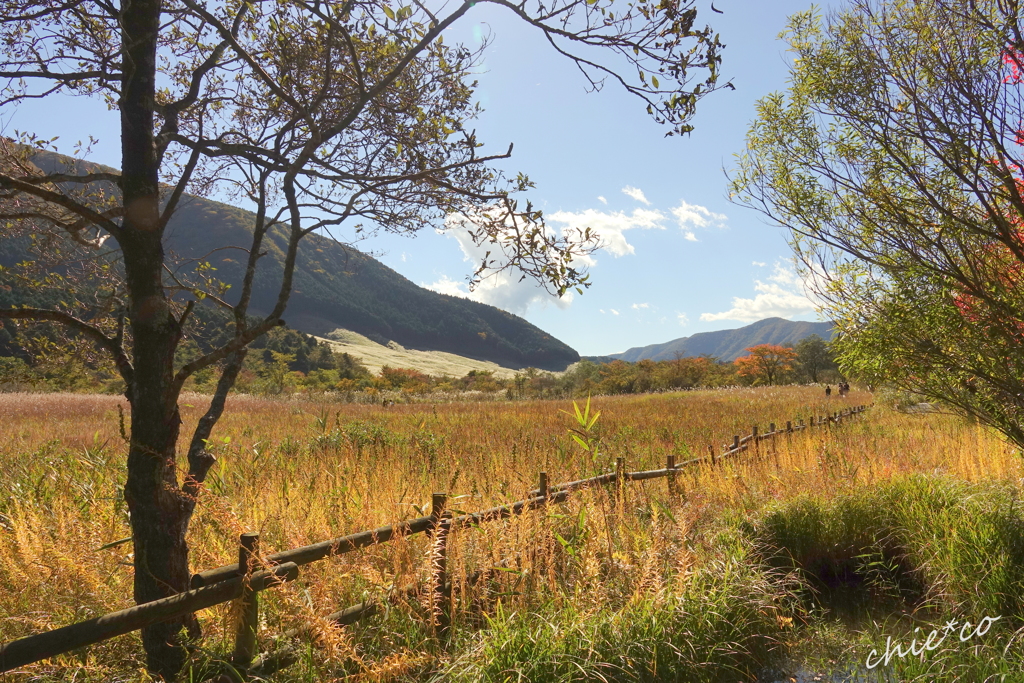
[
  {"xmin": 430, "ymin": 493, "xmax": 450, "ymax": 640},
  {"xmin": 430, "ymin": 493, "xmax": 447, "ymax": 528},
  {"xmin": 538, "ymin": 472, "xmax": 549, "ymax": 502},
  {"xmin": 232, "ymin": 532, "xmax": 260, "ymax": 670},
  {"xmin": 708, "ymin": 444, "xmax": 717, "ymax": 467},
  {"xmin": 666, "ymin": 454, "xmax": 678, "ymax": 497},
  {"xmin": 614, "ymin": 457, "xmax": 626, "ymax": 501},
  {"xmin": 733, "ymin": 435, "xmax": 740, "ymax": 452}
]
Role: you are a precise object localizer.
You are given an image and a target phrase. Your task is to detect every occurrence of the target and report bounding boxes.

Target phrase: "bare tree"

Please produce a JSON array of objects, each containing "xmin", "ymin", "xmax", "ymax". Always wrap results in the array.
[{"xmin": 0, "ymin": 0, "xmax": 724, "ymax": 676}]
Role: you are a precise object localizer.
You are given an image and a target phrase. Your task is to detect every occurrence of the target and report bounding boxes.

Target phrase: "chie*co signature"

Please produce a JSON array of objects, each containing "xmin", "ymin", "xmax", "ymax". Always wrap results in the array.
[{"xmin": 865, "ymin": 615, "xmax": 1002, "ymax": 669}]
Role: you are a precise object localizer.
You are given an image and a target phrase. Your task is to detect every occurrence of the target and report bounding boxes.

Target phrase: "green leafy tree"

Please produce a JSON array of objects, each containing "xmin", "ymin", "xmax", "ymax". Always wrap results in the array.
[
  {"xmin": 0, "ymin": 2, "xmax": 724, "ymax": 674},
  {"xmin": 0, "ymin": 354, "xmax": 33, "ymax": 389},
  {"xmin": 560, "ymin": 359, "xmax": 603, "ymax": 396},
  {"xmin": 732, "ymin": 0, "xmax": 1024, "ymax": 446},
  {"xmin": 794, "ymin": 334, "xmax": 835, "ymax": 383},
  {"xmin": 260, "ymin": 351, "xmax": 296, "ymax": 394}
]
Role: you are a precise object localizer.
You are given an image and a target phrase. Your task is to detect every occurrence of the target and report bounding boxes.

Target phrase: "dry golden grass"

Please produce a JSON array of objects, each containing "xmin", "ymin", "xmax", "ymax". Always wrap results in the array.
[{"xmin": 1, "ymin": 386, "xmax": 1019, "ymax": 680}]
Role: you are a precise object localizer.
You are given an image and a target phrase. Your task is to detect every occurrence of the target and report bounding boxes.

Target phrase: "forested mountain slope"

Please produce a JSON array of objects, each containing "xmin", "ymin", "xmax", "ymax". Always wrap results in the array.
[{"xmin": 1, "ymin": 150, "xmax": 579, "ymax": 371}]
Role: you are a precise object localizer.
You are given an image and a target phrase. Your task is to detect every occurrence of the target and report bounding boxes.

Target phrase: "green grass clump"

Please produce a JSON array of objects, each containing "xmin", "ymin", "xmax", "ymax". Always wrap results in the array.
[
  {"xmin": 753, "ymin": 475, "xmax": 1024, "ymax": 620},
  {"xmin": 439, "ymin": 555, "xmax": 790, "ymax": 683},
  {"xmin": 751, "ymin": 475, "xmax": 1024, "ymax": 680}
]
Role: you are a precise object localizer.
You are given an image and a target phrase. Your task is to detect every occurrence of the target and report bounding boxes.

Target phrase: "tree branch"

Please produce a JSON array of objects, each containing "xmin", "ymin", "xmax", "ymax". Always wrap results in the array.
[
  {"xmin": 171, "ymin": 316, "xmax": 281, "ymax": 392},
  {"xmin": 0, "ymin": 307, "xmax": 134, "ymax": 385},
  {"xmin": 0, "ymin": 171, "xmax": 123, "ymax": 240}
]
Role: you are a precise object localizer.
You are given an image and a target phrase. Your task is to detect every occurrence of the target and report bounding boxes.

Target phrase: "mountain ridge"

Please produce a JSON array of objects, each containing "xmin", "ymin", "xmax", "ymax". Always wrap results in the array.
[
  {"xmin": 1, "ymin": 150, "xmax": 580, "ymax": 371},
  {"xmin": 596, "ymin": 317, "xmax": 834, "ymax": 363}
]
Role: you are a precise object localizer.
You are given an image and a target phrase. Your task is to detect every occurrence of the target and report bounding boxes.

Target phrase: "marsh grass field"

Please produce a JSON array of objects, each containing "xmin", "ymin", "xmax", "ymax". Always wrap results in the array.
[{"xmin": 3, "ymin": 386, "xmax": 1024, "ymax": 682}]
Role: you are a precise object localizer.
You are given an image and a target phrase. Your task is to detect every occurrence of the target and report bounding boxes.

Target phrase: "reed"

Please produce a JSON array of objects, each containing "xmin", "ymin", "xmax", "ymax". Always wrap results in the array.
[{"xmin": 1, "ymin": 386, "xmax": 1019, "ymax": 681}]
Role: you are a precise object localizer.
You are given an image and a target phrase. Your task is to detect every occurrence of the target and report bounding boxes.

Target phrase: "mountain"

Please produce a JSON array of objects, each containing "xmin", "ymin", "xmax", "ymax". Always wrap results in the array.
[
  {"xmin": 1, "ymin": 151, "xmax": 580, "ymax": 371},
  {"xmin": 166, "ymin": 198, "xmax": 579, "ymax": 370},
  {"xmin": 602, "ymin": 318, "xmax": 834, "ymax": 363}
]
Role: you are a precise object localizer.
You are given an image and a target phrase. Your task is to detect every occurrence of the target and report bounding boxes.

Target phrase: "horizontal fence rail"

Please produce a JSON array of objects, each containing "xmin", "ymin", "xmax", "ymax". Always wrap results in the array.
[
  {"xmin": 0, "ymin": 404, "xmax": 869, "ymax": 676},
  {"xmin": 0, "ymin": 563, "xmax": 298, "ymax": 672},
  {"xmin": 191, "ymin": 514, "xmax": 437, "ymax": 588}
]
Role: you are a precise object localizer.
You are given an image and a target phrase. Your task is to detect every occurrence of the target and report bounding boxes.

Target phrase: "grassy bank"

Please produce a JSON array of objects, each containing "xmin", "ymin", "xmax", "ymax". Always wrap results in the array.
[
  {"xmin": 2, "ymin": 387, "xmax": 1022, "ymax": 681},
  {"xmin": 750, "ymin": 475, "xmax": 1024, "ymax": 681}
]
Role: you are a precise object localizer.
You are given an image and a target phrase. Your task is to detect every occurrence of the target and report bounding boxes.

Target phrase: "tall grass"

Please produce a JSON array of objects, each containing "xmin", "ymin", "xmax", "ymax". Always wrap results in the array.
[
  {"xmin": 751, "ymin": 475, "xmax": 1024, "ymax": 681},
  {"xmin": 1, "ymin": 387, "xmax": 1021, "ymax": 681}
]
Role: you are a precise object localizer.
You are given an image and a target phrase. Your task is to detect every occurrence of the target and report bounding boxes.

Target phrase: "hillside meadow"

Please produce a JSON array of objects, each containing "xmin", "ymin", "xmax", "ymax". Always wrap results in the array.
[{"xmin": 3, "ymin": 386, "xmax": 1024, "ymax": 682}]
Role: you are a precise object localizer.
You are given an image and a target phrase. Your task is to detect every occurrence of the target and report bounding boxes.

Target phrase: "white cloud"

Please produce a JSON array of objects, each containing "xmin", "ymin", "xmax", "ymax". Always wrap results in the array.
[
  {"xmin": 752, "ymin": 260, "xmax": 766, "ymax": 267},
  {"xmin": 547, "ymin": 207, "xmax": 665, "ymax": 258},
  {"xmin": 597, "ymin": 196, "xmax": 607, "ymax": 205},
  {"xmin": 427, "ymin": 211, "xmax": 575, "ymax": 315},
  {"xmin": 423, "ymin": 269, "xmax": 574, "ymax": 315},
  {"xmin": 671, "ymin": 200, "xmax": 727, "ymax": 241},
  {"xmin": 622, "ymin": 186, "xmax": 651, "ymax": 205},
  {"xmin": 631, "ymin": 302, "xmax": 650, "ymax": 310},
  {"xmin": 424, "ymin": 275, "xmax": 471, "ymax": 299},
  {"xmin": 677, "ymin": 312, "xmax": 689, "ymax": 326},
  {"xmin": 700, "ymin": 263, "xmax": 817, "ymax": 323},
  {"xmin": 429, "ymin": 196, "xmax": 720, "ymax": 316}
]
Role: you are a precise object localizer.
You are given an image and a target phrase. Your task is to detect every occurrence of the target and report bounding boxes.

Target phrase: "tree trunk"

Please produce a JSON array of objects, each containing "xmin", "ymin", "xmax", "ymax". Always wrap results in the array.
[{"xmin": 119, "ymin": 0, "xmax": 192, "ymax": 678}]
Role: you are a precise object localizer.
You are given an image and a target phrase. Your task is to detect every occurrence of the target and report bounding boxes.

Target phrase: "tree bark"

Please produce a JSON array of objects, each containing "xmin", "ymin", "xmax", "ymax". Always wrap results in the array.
[{"xmin": 119, "ymin": 0, "xmax": 192, "ymax": 678}]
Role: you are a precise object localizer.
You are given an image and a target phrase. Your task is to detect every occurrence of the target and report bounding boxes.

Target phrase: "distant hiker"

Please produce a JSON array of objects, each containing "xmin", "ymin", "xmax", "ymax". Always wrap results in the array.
[{"xmin": 825, "ymin": 384, "xmax": 832, "ymax": 397}]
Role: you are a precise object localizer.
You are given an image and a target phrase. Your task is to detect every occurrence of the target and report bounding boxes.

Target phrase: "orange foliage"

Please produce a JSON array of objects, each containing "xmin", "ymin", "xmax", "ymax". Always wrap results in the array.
[{"xmin": 734, "ymin": 344, "xmax": 798, "ymax": 386}]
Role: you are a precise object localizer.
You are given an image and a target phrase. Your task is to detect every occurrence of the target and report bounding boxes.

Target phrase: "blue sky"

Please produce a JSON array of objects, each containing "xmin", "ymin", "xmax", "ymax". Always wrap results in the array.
[{"xmin": 1, "ymin": 0, "xmax": 834, "ymax": 357}]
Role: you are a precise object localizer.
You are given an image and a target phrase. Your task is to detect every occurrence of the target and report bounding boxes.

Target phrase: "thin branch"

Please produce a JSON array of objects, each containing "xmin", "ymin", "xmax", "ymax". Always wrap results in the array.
[
  {"xmin": 171, "ymin": 316, "xmax": 281, "ymax": 391},
  {"xmin": 178, "ymin": 0, "xmax": 311, "ymax": 120},
  {"xmin": 0, "ymin": 69, "xmax": 116, "ymax": 81},
  {"xmin": 181, "ymin": 349, "xmax": 246, "ymax": 507},
  {"xmin": 0, "ymin": 307, "xmax": 134, "ymax": 385},
  {"xmin": 17, "ymin": 171, "xmax": 122, "ymax": 185},
  {"xmin": 0, "ymin": 172, "xmax": 123, "ymax": 240},
  {"xmin": 160, "ymin": 144, "xmax": 202, "ymax": 226}
]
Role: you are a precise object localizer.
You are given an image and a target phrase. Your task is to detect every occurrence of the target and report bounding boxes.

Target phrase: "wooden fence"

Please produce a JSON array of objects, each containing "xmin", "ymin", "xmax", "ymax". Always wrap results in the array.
[{"xmin": 0, "ymin": 404, "xmax": 869, "ymax": 677}]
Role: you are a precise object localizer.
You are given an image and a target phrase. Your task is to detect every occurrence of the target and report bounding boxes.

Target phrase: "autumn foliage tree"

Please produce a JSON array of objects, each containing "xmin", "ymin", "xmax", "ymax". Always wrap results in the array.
[
  {"xmin": 734, "ymin": 344, "xmax": 797, "ymax": 386},
  {"xmin": 0, "ymin": 0, "xmax": 724, "ymax": 676}
]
